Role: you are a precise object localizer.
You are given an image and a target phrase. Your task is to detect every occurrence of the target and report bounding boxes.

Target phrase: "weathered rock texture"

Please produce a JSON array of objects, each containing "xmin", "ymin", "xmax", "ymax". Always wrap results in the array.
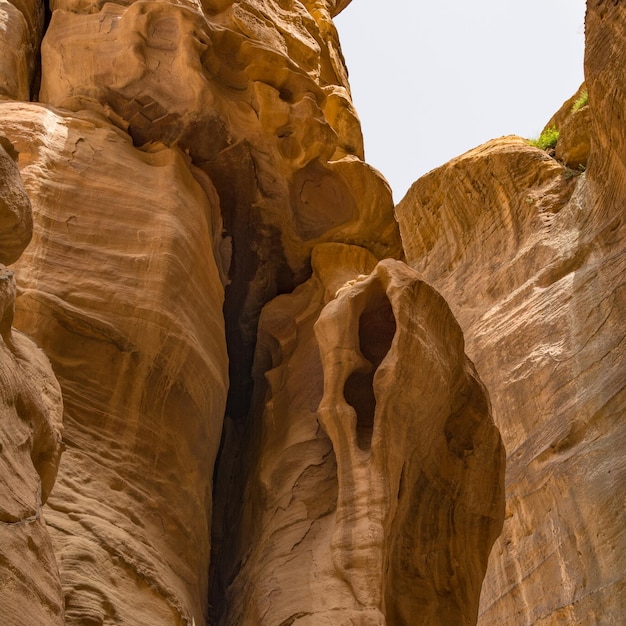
[
  {"xmin": 215, "ymin": 244, "xmax": 504, "ymax": 625},
  {"xmin": 396, "ymin": 2, "xmax": 626, "ymax": 623},
  {"xmin": 2, "ymin": 0, "xmax": 503, "ymax": 624},
  {"xmin": 37, "ymin": 0, "xmax": 401, "ymax": 418},
  {"xmin": 15, "ymin": 0, "xmax": 621, "ymax": 623},
  {"xmin": 0, "ymin": 138, "xmax": 65, "ymax": 626},
  {"xmin": 0, "ymin": 134, "xmax": 32, "ymax": 264},
  {"xmin": 0, "ymin": 0, "xmax": 44, "ymax": 101},
  {"xmin": 2, "ymin": 101, "xmax": 229, "ymax": 625}
]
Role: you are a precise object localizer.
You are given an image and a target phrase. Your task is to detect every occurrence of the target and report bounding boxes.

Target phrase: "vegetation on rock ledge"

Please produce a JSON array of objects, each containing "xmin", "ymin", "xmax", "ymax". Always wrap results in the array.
[
  {"xmin": 528, "ymin": 126, "xmax": 559, "ymax": 151},
  {"xmin": 572, "ymin": 89, "xmax": 589, "ymax": 112}
]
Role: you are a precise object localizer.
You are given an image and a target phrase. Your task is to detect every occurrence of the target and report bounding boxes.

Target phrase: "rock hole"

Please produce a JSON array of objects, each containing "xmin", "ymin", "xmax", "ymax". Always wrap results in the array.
[
  {"xmin": 343, "ymin": 289, "xmax": 396, "ymax": 451},
  {"xmin": 279, "ymin": 87, "xmax": 294, "ymax": 102}
]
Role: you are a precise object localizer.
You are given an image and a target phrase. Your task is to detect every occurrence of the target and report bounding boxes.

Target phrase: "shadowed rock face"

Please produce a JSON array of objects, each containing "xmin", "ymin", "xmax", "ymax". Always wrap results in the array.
[
  {"xmin": 0, "ymin": 137, "xmax": 32, "ymax": 265},
  {"xmin": 395, "ymin": 3, "xmax": 626, "ymax": 623},
  {"xmin": 0, "ymin": 1, "xmax": 506, "ymax": 625}
]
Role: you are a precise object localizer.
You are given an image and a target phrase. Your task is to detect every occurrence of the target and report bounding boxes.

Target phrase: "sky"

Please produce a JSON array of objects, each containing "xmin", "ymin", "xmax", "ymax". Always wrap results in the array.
[{"xmin": 335, "ymin": 0, "xmax": 587, "ymax": 202}]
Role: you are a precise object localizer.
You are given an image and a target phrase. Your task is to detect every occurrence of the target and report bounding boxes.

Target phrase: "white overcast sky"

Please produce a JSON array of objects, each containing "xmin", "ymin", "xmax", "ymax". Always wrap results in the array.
[{"xmin": 335, "ymin": 1, "xmax": 587, "ymax": 202}]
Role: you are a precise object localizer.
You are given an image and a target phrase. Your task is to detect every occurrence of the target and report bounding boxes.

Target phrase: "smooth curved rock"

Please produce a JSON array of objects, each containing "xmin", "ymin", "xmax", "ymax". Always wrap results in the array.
[
  {"xmin": 0, "ymin": 134, "xmax": 64, "ymax": 626},
  {"xmin": 39, "ymin": 2, "xmax": 400, "ymax": 407},
  {"xmin": 216, "ymin": 244, "xmax": 505, "ymax": 625},
  {"xmin": 0, "ymin": 1, "xmax": 516, "ymax": 623},
  {"xmin": 0, "ymin": 136, "xmax": 33, "ymax": 264},
  {"xmin": 396, "ymin": 67, "xmax": 626, "ymax": 624},
  {"xmin": 2, "ymin": 101, "xmax": 229, "ymax": 625},
  {"xmin": 39, "ymin": 0, "xmax": 400, "ymax": 426},
  {"xmin": 0, "ymin": 0, "xmax": 44, "ymax": 101},
  {"xmin": 585, "ymin": 0, "xmax": 626, "ymax": 216},
  {"xmin": 0, "ymin": 318, "xmax": 65, "ymax": 626}
]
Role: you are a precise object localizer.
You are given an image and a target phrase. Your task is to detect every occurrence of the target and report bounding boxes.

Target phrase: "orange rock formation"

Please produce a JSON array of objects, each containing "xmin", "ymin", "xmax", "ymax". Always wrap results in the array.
[
  {"xmin": 1, "ymin": 1, "xmax": 622, "ymax": 625},
  {"xmin": 396, "ymin": 2, "xmax": 626, "ymax": 623},
  {"xmin": 0, "ymin": 136, "xmax": 64, "ymax": 625}
]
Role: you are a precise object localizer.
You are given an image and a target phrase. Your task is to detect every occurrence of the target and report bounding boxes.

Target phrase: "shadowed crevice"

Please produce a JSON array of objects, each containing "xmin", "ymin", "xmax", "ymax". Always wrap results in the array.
[{"xmin": 343, "ymin": 291, "xmax": 396, "ymax": 451}]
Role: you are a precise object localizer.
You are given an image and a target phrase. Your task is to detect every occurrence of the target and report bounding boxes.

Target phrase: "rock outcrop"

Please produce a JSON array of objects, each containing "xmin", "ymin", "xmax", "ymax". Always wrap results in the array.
[
  {"xmin": 0, "ymin": 1, "xmax": 44, "ymax": 101},
  {"xmin": 215, "ymin": 244, "xmax": 504, "ymax": 625},
  {"xmin": 2, "ymin": 101, "xmax": 229, "ymax": 625},
  {"xmin": 0, "ymin": 135, "xmax": 32, "ymax": 264},
  {"xmin": 9, "ymin": 0, "xmax": 624, "ymax": 625},
  {"xmin": 37, "ymin": 0, "xmax": 401, "ymax": 418},
  {"xmin": 0, "ymin": 138, "xmax": 65, "ymax": 626},
  {"xmin": 395, "ymin": 2, "xmax": 626, "ymax": 623},
  {"xmin": 0, "ymin": 1, "xmax": 503, "ymax": 624}
]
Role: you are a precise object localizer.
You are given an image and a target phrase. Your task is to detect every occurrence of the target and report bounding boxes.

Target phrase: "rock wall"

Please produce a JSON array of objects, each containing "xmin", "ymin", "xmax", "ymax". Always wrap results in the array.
[
  {"xmin": 0, "ymin": 1, "xmax": 44, "ymax": 101},
  {"xmin": 3, "ymin": 101, "xmax": 229, "ymax": 624},
  {"xmin": 13, "ymin": 0, "xmax": 624, "ymax": 624},
  {"xmin": 4, "ymin": 0, "xmax": 624, "ymax": 623},
  {"xmin": 36, "ymin": 0, "xmax": 401, "ymax": 421},
  {"xmin": 0, "ymin": 137, "xmax": 64, "ymax": 625},
  {"xmin": 216, "ymin": 244, "xmax": 504, "ymax": 624},
  {"xmin": 0, "ymin": 0, "xmax": 503, "ymax": 624},
  {"xmin": 395, "ymin": 2, "xmax": 626, "ymax": 623}
]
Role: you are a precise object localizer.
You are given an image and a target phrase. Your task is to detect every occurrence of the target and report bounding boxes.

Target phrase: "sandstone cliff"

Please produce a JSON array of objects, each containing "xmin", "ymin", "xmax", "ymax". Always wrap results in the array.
[
  {"xmin": 216, "ymin": 245, "xmax": 503, "ymax": 624},
  {"xmin": 0, "ymin": 136, "xmax": 65, "ymax": 625},
  {"xmin": 2, "ymin": 1, "xmax": 622, "ymax": 625},
  {"xmin": 0, "ymin": 0, "xmax": 504, "ymax": 625},
  {"xmin": 396, "ymin": 2, "xmax": 626, "ymax": 623}
]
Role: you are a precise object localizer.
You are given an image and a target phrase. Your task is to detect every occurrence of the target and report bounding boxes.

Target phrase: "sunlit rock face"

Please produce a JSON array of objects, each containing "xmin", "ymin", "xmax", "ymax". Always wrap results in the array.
[
  {"xmin": 2, "ymin": 101, "xmax": 229, "ymax": 625},
  {"xmin": 39, "ymin": 0, "xmax": 401, "ymax": 416},
  {"xmin": 0, "ymin": 0, "xmax": 398, "ymax": 620},
  {"xmin": 215, "ymin": 244, "xmax": 505, "ymax": 625},
  {"xmin": 0, "ymin": 137, "xmax": 65, "ymax": 626},
  {"xmin": 395, "ymin": 4, "xmax": 626, "ymax": 622}
]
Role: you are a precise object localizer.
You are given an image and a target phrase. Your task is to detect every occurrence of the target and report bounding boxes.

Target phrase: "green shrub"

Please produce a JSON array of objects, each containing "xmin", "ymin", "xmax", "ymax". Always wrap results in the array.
[
  {"xmin": 571, "ymin": 89, "xmax": 589, "ymax": 113},
  {"xmin": 529, "ymin": 127, "xmax": 559, "ymax": 151}
]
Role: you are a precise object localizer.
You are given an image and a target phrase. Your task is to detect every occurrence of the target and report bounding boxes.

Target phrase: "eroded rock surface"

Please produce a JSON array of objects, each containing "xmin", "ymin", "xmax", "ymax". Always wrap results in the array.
[
  {"xmin": 0, "ymin": 1, "xmax": 403, "ymax": 622},
  {"xmin": 0, "ymin": 136, "xmax": 32, "ymax": 265},
  {"xmin": 395, "ymin": 3, "xmax": 626, "ymax": 620},
  {"xmin": 39, "ymin": 1, "xmax": 400, "ymax": 415},
  {"xmin": 215, "ymin": 244, "xmax": 504, "ymax": 625},
  {"xmin": 0, "ymin": 317, "xmax": 65, "ymax": 626},
  {"xmin": 2, "ymin": 102, "xmax": 229, "ymax": 625},
  {"xmin": 0, "ymin": 0, "xmax": 512, "ymax": 624},
  {"xmin": 0, "ymin": 0, "xmax": 44, "ymax": 101},
  {"xmin": 0, "ymin": 138, "xmax": 64, "ymax": 626}
]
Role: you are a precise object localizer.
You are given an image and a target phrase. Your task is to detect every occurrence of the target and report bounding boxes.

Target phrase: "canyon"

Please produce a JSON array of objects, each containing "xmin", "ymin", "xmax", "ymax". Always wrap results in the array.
[{"xmin": 0, "ymin": 1, "xmax": 623, "ymax": 625}]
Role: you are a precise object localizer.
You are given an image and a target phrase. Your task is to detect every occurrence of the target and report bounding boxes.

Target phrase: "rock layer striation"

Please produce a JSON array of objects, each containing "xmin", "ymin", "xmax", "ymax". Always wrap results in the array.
[
  {"xmin": 0, "ymin": 137, "xmax": 65, "ymax": 626},
  {"xmin": 3, "ymin": 101, "xmax": 229, "ymax": 625},
  {"xmin": 0, "ymin": 0, "xmax": 569, "ymax": 624},
  {"xmin": 396, "ymin": 3, "xmax": 626, "ymax": 622}
]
